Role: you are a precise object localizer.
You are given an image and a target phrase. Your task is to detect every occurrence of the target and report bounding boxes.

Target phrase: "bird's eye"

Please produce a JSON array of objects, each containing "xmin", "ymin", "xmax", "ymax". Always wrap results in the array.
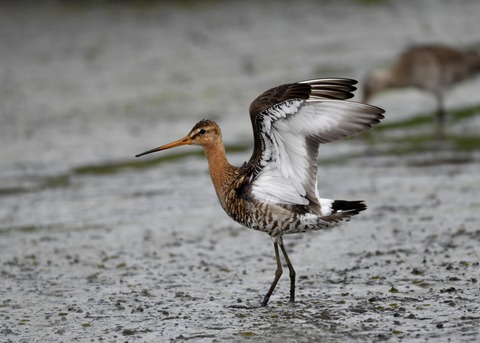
[{"xmin": 199, "ymin": 129, "xmax": 206, "ymax": 135}]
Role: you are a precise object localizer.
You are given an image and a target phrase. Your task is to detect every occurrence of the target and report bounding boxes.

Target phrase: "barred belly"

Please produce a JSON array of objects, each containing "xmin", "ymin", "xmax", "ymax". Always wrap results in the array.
[{"xmin": 225, "ymin": 198, "xmax": 337, "ymax": 238}]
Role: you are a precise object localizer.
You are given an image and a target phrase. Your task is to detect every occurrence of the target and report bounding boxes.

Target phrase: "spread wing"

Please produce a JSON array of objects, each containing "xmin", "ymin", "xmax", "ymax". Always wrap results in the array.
[{"xmin": 244, "ymin": 78, "xmax": 384, "ymax": 214}]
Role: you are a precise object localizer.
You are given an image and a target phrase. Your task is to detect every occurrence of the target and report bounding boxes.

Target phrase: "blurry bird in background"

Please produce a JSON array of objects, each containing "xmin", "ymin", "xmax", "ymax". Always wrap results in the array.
[{"xmin": 363, "ymin": 44, "xmax": 480, "ymax": 131}]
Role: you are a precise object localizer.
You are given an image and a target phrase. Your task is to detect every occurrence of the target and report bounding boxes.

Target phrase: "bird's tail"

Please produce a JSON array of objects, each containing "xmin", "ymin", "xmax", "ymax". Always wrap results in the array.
[{"xmin": 322, "ymin": 200, "xmax": 367, "ymax": 222}]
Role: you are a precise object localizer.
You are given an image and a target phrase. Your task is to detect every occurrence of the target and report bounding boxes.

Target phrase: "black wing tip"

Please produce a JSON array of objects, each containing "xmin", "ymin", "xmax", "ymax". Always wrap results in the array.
[
  {"xmin": 300, "ymin": 77, "xmax": 358, "ymax": 85},
  {"xmin": 301, "ymin": 77, "xmax": 359, "ymax": 100},
  {"xmin": 332, "ymin": 200, "xmax": 367, "ymax": 216},
  {"xmin": 369, "ymin": 106, "xmax": 386, "ymax": 120}
]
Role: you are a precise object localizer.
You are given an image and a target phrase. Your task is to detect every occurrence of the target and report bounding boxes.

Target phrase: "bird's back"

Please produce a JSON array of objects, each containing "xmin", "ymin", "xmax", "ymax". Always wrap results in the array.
[{"xmin": 393, "ymin": 45, "xmax": 480, "ymax": 91}]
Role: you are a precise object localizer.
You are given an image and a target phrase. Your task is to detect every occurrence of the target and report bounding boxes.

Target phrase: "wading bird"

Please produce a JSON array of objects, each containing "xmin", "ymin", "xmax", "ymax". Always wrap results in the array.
[
  {"xmin": 363, "ymin": 44, "xmax": 480, "ymax": 128},
  {"xmin": 136, "ymin": 78, "xmax": 384, "ymax": 306}
]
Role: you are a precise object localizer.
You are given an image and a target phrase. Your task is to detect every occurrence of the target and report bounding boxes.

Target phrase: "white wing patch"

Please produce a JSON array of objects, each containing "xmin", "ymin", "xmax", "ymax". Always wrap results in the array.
[
  {"xmin": 250, "ymin": 98, "xmax": 377, "ymax": 206},
  {"xmin": 252, "ymin": 99, "xmax": 309, "ymax": 205}
]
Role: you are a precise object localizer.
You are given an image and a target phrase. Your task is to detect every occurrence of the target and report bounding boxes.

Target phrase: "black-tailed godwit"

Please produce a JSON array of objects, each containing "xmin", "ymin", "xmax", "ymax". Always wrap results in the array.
[
  {"xmin": 136, "ymin": 78, "xmax": 384, "ymax": 306},
  {"xmin": 363, "ymin": 44, "xmax": 480, "ymax": 127}
]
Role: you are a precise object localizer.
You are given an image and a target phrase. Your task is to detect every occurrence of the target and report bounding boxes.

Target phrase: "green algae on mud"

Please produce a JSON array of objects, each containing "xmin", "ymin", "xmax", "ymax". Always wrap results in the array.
[
  {"xmin": 352, "ymin": 102, "xmax": 480, "ymax": 161},
  {"xmin": 375, "ymin": 104, "xmax": 480, "ymax": 132},
  {"xmin": 3, "ymin": 102, "xmax": 476, "ymax": 198}
]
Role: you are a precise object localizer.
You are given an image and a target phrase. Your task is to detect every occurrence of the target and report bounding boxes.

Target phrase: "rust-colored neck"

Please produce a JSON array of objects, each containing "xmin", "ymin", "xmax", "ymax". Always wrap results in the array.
[{"xmin": 203, "ymin": 141, "xmax": 239, "ymax": 206}]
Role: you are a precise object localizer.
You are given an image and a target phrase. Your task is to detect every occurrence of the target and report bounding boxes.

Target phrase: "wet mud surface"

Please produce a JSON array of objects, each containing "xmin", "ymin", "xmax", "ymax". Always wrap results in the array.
[
  {"xmin": 2, "ymin": 156, "xmax": 480, "ymax": 342},
  {"xmin": 1, "ymin": 1, "xmax": 480, "ymax": 342}
]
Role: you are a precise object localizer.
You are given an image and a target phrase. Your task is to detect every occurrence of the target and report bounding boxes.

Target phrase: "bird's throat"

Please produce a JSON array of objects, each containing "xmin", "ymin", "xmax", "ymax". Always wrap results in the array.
[{"xmin": 203, "ymin": 143, "xmax": 238, "ymax": 204}]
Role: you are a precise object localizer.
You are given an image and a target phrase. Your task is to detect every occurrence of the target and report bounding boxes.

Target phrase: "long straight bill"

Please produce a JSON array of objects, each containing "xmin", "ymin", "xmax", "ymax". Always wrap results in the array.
[{"xmin": 135, "ymin": 136, "xmax": 192, "ymax": 157}]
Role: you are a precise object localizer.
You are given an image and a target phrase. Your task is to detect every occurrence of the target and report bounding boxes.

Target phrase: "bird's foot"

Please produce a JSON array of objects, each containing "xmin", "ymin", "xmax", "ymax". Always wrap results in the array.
[{"xmin": 261, "ymin": 294, "xmax": 271, "ymax": 307}]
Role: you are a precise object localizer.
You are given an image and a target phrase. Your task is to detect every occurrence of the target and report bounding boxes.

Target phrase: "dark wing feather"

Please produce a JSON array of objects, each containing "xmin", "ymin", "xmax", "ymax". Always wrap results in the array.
[
  {"xmin": 239, "ymin": 78, "xmax": 384, "ymax": 211},
  {"xmin": 246, "ymin": 78, "xmax": 359, "ymax": 179},
  {"xmin": 249, "ymin": 78, "xmax": 356, "ymax": 116}
]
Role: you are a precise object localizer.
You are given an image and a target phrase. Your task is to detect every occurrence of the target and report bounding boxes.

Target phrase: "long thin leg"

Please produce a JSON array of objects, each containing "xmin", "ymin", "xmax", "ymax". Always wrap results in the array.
[
  {"xmin": 279, "ymin": 240, "xmax": 296, "ymax": 303},
  {"xmin": 434, "ymin": 92, "xmax": 446, "ymax": 136},
  {"xmin": 261, "ymin": 242, "xmax": 282, "ymax": 307}
]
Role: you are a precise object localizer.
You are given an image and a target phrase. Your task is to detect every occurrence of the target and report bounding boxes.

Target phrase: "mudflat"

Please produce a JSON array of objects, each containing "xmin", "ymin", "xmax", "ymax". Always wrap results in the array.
[{"xmin": 1, "ymin": 1, "xmax": 479, "ymax": 342}]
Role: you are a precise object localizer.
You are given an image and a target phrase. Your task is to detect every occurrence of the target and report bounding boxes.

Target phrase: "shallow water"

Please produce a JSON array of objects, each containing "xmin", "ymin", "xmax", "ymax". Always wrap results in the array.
[{"xmin": 1, "ymin": 1, "xmax": 480, "ymax": 342}]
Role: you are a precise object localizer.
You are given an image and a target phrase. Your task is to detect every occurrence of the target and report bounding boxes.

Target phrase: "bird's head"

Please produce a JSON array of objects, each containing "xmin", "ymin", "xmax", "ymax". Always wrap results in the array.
[
  {"xmin": 362, "ymin": 68, "xmax": 390, "ymax": 103},
  {"xmin": 135, "ymin": 119, "xmax": 221, "ymax": 157}
]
